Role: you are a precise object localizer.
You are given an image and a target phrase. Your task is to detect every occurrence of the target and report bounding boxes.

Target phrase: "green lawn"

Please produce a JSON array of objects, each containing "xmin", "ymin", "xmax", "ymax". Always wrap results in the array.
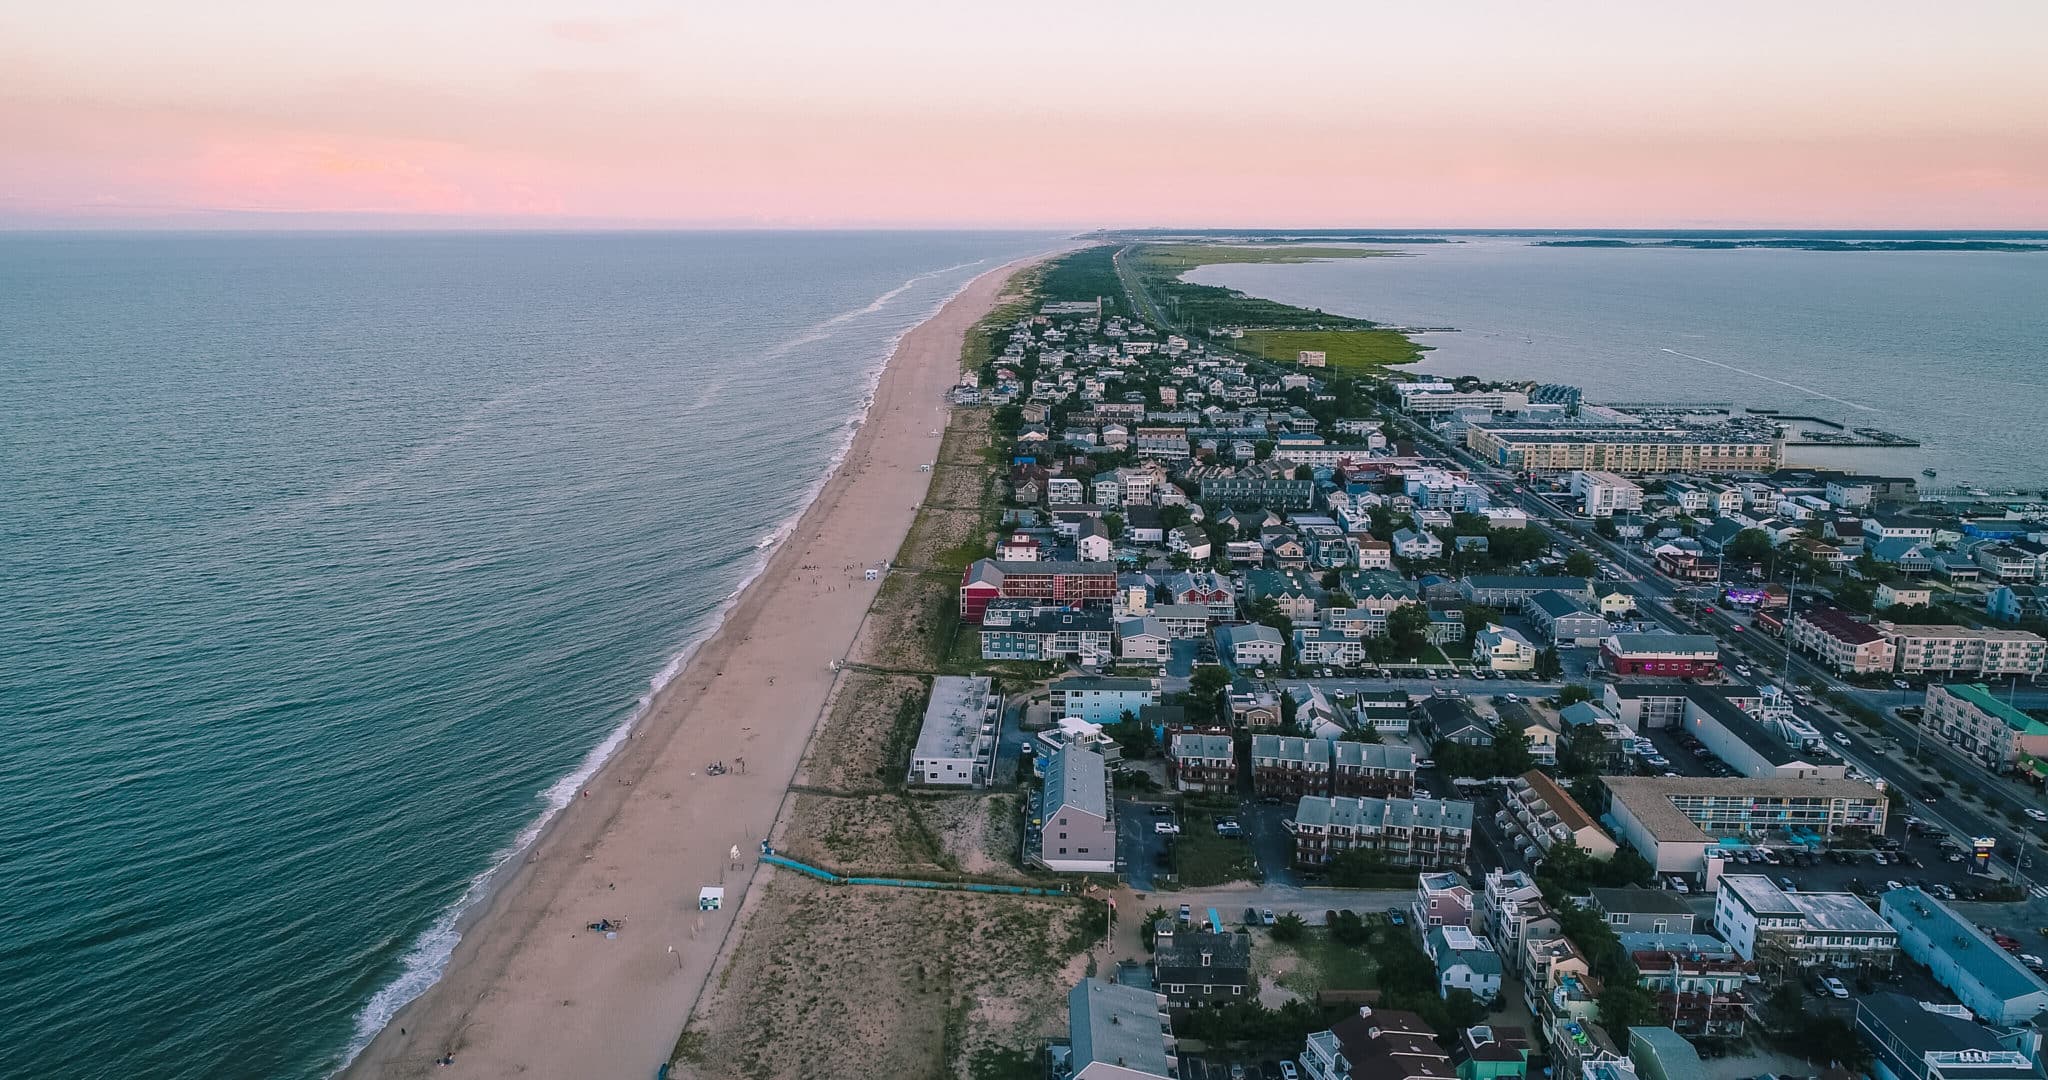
[
  {"xmin": 1236, "ymin": 328, "xmax": 1427, "ymax": 369},
  {"xmin": 1270, "ymin": 930, "xmax": 1379, "ymax": 997},
  {"xmin": 1174, "ymin": 809, "xmax": 1259, "ymax": 887}
]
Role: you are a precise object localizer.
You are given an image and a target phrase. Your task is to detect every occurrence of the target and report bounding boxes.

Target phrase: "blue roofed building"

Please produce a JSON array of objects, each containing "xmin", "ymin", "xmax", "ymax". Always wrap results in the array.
[
  {"xmin": 1066, "ymin": 978, "xmax": 1177, "ymax": 1079},
  {"xmin": 1855, "ymin": 991, "xmax": 2038, "ymax": 1080},
  {"xmin": 1427, "ymin": 925, "xmax": 1503, "ymax": 1003},
  {"xmin": 1881, "ymin": 887, "xmax": 2048, "ymax": 1025}
]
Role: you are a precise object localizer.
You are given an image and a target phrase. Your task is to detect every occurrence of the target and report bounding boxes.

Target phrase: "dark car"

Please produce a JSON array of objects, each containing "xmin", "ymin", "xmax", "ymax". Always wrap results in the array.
[{"xmin": 1386, "ymin": 907, "xmax": 1406, "ymax": 926}]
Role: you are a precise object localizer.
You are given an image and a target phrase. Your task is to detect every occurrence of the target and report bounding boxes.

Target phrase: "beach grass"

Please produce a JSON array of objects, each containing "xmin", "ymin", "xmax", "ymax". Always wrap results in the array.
[{"xmin": 1234, "ymin": 328, "xmax": 1427, "ymax": 369}]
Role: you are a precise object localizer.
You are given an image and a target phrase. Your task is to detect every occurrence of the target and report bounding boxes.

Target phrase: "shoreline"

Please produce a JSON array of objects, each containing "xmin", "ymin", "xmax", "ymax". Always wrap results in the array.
[
  {"xmin": 340, "ymin": 258, "xmax": 995, "ymax": 1060},
  {"xmin": 340, "ymin": 248, "xmax": 1062, "ymax": 1079}
]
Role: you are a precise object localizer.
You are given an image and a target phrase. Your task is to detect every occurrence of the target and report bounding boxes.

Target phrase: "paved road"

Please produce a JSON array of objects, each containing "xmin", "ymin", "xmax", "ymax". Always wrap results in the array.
[{"xmin": 1126, "ymin": 884, "xmax": 1416, "ymax": 925}]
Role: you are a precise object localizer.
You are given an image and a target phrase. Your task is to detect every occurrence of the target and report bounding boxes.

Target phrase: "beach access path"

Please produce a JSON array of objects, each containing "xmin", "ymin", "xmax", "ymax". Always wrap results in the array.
[{"xmin": 344, "ymin": 251, "xmax": 1060, "ymax": 1079}]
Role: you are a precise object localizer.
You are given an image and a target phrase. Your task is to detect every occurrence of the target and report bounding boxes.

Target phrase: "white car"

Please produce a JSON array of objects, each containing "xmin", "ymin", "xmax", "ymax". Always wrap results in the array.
[
  {"xmin": 1154, "ymin": 821, "xmax": 1181, "ymax": 835},
  {"xmin": 2026, "ymin": 808, "xmax": 2048, "ymax": 823},
  {"xmin": 1832, "ymin": 732, "xmax": 1852, "ymax": 746},
  {"xmin": 1822, "ymin": 976, "xmax": 1850, "ymax": 999},
  {"xmin": 1885, "ymin": 879, "xmax": 1905, "ymax": 892}
]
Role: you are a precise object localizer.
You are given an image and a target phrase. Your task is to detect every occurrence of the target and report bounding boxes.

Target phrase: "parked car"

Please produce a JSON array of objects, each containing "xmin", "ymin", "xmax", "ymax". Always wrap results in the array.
[
  {"xmin": 1155, "ymin": 821, "xmax": 1182, "ymax": 835},
  {"xmin": 1179, "ymin": 904, "xmax": 1193, "ymax": 923},
  {"xmin": 1262, "ymin": 908, "xmax": 1278, "ymax": 926},
  {"xmin": 1150, "ymin": 804, "xmax": 1173, "ymax": 816},
  {"xmin": 1386, "ymin": 908, "xmax": 1406, "ymax": 926},
  {"xmin": 1280, "ymin": 1063, "xmax": 1299, "ymax": 1080},
  {"xmin": 1822, "ymin": 976, "xmax": 1850, "ymax": 999},
  {"xmin": 1885, "ymin": 879, "xmax": 1905, "ymax": 892}
]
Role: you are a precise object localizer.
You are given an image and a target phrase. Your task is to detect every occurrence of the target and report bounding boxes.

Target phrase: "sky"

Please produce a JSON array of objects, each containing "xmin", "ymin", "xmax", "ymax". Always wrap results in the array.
[{"xmin": 3, "ymin": 1, "xmax": 2045, "ymax": 229}]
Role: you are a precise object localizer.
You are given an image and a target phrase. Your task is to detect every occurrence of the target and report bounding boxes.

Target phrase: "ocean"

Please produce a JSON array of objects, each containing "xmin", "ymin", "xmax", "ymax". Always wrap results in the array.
[
  {"xmin": 1186, "ymin": 237, "xmax": 2048, "ymax": 489},
  {"xmin": 0, "ymin": 231, "xmax": 1056, "ymax": 1079}
]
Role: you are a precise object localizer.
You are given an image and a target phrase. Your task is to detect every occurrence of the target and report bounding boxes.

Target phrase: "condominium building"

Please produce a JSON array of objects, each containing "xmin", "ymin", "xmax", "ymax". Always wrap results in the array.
[
  {"xmin": 1570, "ymin": 471, "xmax": 1645, "ymax": 518},
  {"xmin": 1713, "ymin": 874, "xmax": 1898, "ymax": 974},
  {"xmin": 1499, "ymin": 770, "xmax": 1618, "ymax": 861},
  {"xmin": 1787, "ymin": 606, "xmax": 1897, "ymax": 674},
  {"xmin": 1465, "ymin": 423, "xmax": 1782, "ymax": 475},
  {"xmin": 1168, "ymin": 733, "xmax": 1239, "ymax": 793},
  {"xmin": 1332, "ymin": 741, "xmax": 1419, "ymax": 798},
  {"xmin": 1251, "ymin": 735, "xmax": 1333, "ymax": 798},
  {"xmin": 1290, "ymin": 795, "xmax": 1474, "ymax": 871},
  {"xmin": 908, "ymin": 675, "xmax": 999, "ymax": 788},
  {"xmin": 1879, "ymin": 624, "xmax": 2047, "ymax": 678},
  {"xmin": 1922, "ymin": 683, "xmax": 2048, "ymax": 770}
]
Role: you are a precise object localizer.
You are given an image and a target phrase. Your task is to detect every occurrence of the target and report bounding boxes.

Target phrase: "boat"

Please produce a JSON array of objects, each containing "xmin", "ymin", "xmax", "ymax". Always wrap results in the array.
[{"xmin": 1922, "ymin": 468, "xmax": 1938, "ymax": 477}]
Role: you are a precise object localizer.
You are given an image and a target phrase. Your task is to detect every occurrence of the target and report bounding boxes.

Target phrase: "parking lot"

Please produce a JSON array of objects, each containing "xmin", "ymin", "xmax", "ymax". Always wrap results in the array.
[{"xmin": 1178, "ymin": 1054, "xmax": 1298, "ymax": 1080}]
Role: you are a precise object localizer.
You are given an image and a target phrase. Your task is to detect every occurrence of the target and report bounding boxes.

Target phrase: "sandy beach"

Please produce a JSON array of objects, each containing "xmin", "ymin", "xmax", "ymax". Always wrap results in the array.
[{"xmin": 343, "ymin": 251, "xmax": 1055, "ymax": 1080}]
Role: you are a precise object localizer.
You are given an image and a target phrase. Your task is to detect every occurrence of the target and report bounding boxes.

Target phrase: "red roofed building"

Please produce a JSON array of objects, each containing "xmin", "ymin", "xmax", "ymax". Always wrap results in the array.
[{"xmin": 958, "ymin": 559, "xmax": 1117, "ymax": 624}]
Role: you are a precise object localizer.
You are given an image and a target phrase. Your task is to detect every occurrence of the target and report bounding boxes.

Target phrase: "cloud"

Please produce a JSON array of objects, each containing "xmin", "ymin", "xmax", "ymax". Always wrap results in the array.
[{"xmin": 545, "ymin": 17, "xmax": 671, "ymax": 45}]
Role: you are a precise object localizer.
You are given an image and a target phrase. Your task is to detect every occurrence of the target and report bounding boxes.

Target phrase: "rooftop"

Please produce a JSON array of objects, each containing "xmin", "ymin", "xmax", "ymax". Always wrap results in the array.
[
  {"xmin": 1941, "ymin": 683, "xmax": 2048, "ymax": 736},
  {"xmin": 1857, "ymin": 992, "xmax": 2034, "ymax": 1070},
  {"xmin": 912, "ymin": 675, "xmax": 993, "ymax": 764},
  {"xmin": 1043, "ymin": 744, "xmax": 1108, "ymax": 820},
  {"xmin": 1068, "ymin": 979, "xmax": 1174, "ymax": 1077},
  {"xmin": 1604, "ymin": 633, "xmax": 1720, "ymax": 657},
  {"xmin": 1171, "ymin": 733, "xmax": 1235, "ymax": 760},
  {"xmin": 1603, "ymin": 776, "xmax": 1886, "ymax": 845},
  {"xmin": 1295, "ymin": 795, "xmax": 1475, "ymax": 832},
  {"xmin": 1796, "ymin": 606, "xmax": 1887, "ymax": 645},
  {"xmin": 1881, "ymin": 888, "xmax": 2048, "ymax": 1004},
  {"xmin": 1587, "ymin": 887, "xmax": 1695, "ymax": 917},
  {"xmin": 1518, "ymin": 769, "xmax": 1600, "ymax": 833}
]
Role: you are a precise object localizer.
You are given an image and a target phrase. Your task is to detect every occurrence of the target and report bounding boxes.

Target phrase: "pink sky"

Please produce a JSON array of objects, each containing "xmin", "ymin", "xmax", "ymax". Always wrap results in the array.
[{"xmin": 3, "ymin": 1, "xmax": 2045, "ymax": 228}]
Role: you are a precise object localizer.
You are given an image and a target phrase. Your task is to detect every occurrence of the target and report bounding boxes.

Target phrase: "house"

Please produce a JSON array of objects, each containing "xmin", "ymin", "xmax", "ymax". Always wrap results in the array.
[
  {"xmin": 1881, "ymin": 887, "xmax": 2048, "ymax": 1025},
  {"xmin": 1066, "ymin": 979, "xmax": 1176, "ymax": 1080},
  {"xmin": 1117, "ymin": 617, "xmax": 1171, "ymax": 664},
  {"xmin": 1125, "ymin": 505, "xmax": 1165, "ymax": 545},
  {"xmin": 1231, "ymin": 684, "xmax": 1284, "ymax": 727},
  {"xmin": 996, "ymin": 532, "xmax": 1043, "ymax": 561},
  {"xmin": 1631, "ymin": 941, "xmax": 1752, "ymax": 1037},
  {"xmin": 1049, "ymin": 676, "xmax": 1160, "ymax": 724},
  {"xmin": 1250, "ymin": 735, "xmax": 1332, "ymax": 799},
  {"xmin": 1479, "ymin": 869, "xmax": 1561, "ymax": 959},
  {"xmin": 1290, "ymin": 795, "xmax": 1475, "ymax": 871},
  {"xmin": 1166, "ymin": 570, "xmax": 1236, "ymax": 619},
  {"xmin": 1168, "ymin": 525, "xmax": 1212, "ymax": 562},
  {"xmin": 1245, "ymin": 568, "xmax": 1322, "ymax": 621},
  {"xmin": 1456, "ymin": 1025, "xmax": 1533, "ymax": 1080},
  {"xmin": 1414, "ymin": 871, "xmax": 1474, "ymax": 929},
  {"xmin": 1427, "ymin": 925, "xmax": 1503, "ymax": 1003},
  {"xmin": 1475, "ymin": 624, "xmax": 1538, "ymax": 672},
  {"xmin": 1585, "ymin": 889, "xmax": 1696, "ymax": 936},
  {"xmin": 1033, "ymin": 744, "xmax": 1115, "ymax": 873},
  {"xmin": 908, "ymin": 676, "xmax": 998, "ymax": 788},
  {"xmin": 1301, "ymin": 1006, "xmax": 1453, "ymax": 1080},
  {"xmin": 1855, "ymin": 992, "xmax": 2037, "ymax": 1080},
  {"xmin": 1713, "ymin": 875, "xmax": 1897, "ymax": 974},
  {"xmin": 1358, "ymin": 538, "xmax": 1394, "ymax": 569},
  {"xmin": 1168, "ymin": 733, "xmax": 1238, "ymax": 793},
  {"xmin": 1394, "ymin": 527, "xmax": 1444, "ymax": 562},
  {"xmin": 1987, "ymin": 584, "xmax": 2047, "ymax": 624},
  {"xmin": 1216, "ymin": 623, "xmax": 1285, "ymax": 669},
  {"xmin": 1153, "ymin": 931, "xmax": 1253, "ymax": 1009},
  {"xmin": 1421, "ymin": 697, "xmax": 1495, "ymax": 747},
  {"xmin": 1975, "ymin": 543, "xmax": 2041, "ymax": 583},
  {"xmin": 1627, "ymin": 1027, "xmax": 1708, "ymax": 1080},
  {"xmin": 1874, "ymin": 582, "xmax": 1933, "ymax": 610},
  {"xmin": 1078, "ymin": 518, "xmax": 1115, "ymax": 561},
  {"xmin": 1350, "ymin": 690, "xmax": 1415, "ymax": 738},
  {"xmin": 980, "ymin": 606, "xmax": 1114, "ymax": 661},
  {"xmin": 1492, "ymin": 700, "xmax": 1558, "ymax": 766}
]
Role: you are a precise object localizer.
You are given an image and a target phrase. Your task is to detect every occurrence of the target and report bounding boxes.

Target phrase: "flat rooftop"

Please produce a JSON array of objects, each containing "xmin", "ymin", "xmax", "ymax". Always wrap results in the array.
[
  {"xmin": 1882, "ymin": 888, "xmax": 2048, "ymax": 1003},
  {"xmin": 1603, "ymin": 775, "xmax": 1885, "ymax": 844},
  {"xmin": 912, "ymin": 675, "xmax": 993, "ymax": 764}
]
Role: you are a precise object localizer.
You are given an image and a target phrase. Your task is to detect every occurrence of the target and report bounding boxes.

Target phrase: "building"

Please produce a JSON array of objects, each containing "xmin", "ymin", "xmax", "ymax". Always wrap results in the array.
[
  {"xmin": 1712, "ymin": 874, "xmax": 1897, "ymax": 973},
  {"xmin": 1050, "ymin": 676, "xmax": 1160, "ymax": 724},
  {"xmin": 1787, "ymin": 606, "xmax": 1897, "ymax": 674},
  {"xmin": 1153, "ymin": 931, "xmax": 1253, "ymax": 1009},
  {"xmin": 1586, "ymin": 889, "xmax": 1697, "ymax": 936},
  {"xmin": 1399, "ymin": 384, "xmax": 1532, "ymax": 414},
  {"xmin": 1465, "ymin": 422, "xmax": 1782, "ymax": 475},
  {"xmin": 1527, "ymin": 591, "xmax": 1610, "ymax": 647},
  {"xmin": 1600, "ymin": 634, "xmax": 1720, "ymax": 678},
  {"xmin": 908, "ymin": 675, "xmax": 998, "ymax": 787},
  {"xmin": 1302, "ymin": 1006, "xmax": 1455, "ymax": 1080},
  {"xmin": 1501, "ymin": 769, "xmax": 1618, "ymax": 860},
  {"xmin": 1333, "ymin": 741, "xmax": 1419, "ymax": 798},
  {"xmin": 1629, "ymin": 943, "xmax": 1751, "ymax": 1039},
  {"xmin": 1066, "ymin": 979, "xmax": 1177, "ymax": 1080},
  {"xmin": 1627, "ymin": 1027, "xmax": 1709, "ymax": 1080},
  {"xmin": 1881, "ymin": 888, "xmax": 2048, "ymax": 1025},
  {"xmin": 1479, "ymin": 870, "xmax": 1561, "ymax": 959},
  {"xmin": 1216, "ymin": 623, "xmax": 1285, "ymax": 669},
  {"xmin": 1675, "ymin": 689, "xmax": 1846, "ymax": 781},
  {"xmin": 1116, "ymin": 617, "xmax": 1171, "ymax": 664},
  {"xmin": 1422, "ymin": 696, "xmax": 1496, "ymax": 747},
  {"xmin": 1352, "ymin": 690, "xmax": 1415, "ymax": 737},
  {"xmin": 1923, "ymin": 683, "xmax": 2048, "ymax": 770},
  {"xmin": 1415, "ymin": 870, "xmax": 1474, "ymax": 929},
  {"xmin": 1290, "ymin": 795, "xmax": 1475, "ymax": 871},
  {"xmin": 1476, "ymin": 624, "xmax": 1539, "ymax": 672},
  {"xmin": 1168, "ymin": 733, "xmax": 1238, "ymax": 794},
  {"xmin": 1251, "ymin": 735, "xmax": 1332, "ymax": 799},
  {"xmin": 1875, "ymin": 582, "xmax": 1934, "ymax": 610},
  {"xmin": 1460, "ymin": 575, "xmax": 1595, "ymax": 607},
  {"xmin": 1604, "ymin": 776, "xmax": 1888, "ymax": 876},
  {"xmin": 1571, "ymin": 471, "xmax": 1645, "ymax": 518},
  {"xmin": 1856, "ymin": 992, "xmax": 2038, "ymax": 1080},
  {"xmin": 959, "ymin": 558, "xmax": 1117, "ymax": 623},
  {"xmin": 1881, "ymin": 624, "xmax": 2047, "ymax": 679},
  {"xmin": 1196, "ymin": 471, "xmax": 1316, "ymax": 511},
  {"xmin": 1601, "ymin": 682, "xmax": 1761, "ymax": 733},
  {"xmin": 979, "ymin": 607, "xmax": 1115, "ymax": 661},
  {"xmin": 1395, "ymin": 527, "xmax": 1444, "ymax": 561},
  {"xmin": 1428, "ymin": 925, "xmax": 1504, "ymax": 1003},
  {"xmin": 1456, "ymin": 1025, "xmax": 1533, "ymax": 1080},
  {"xmin": 1034, "ymin": 744, "xmax": 1116, "ymax": 873}
]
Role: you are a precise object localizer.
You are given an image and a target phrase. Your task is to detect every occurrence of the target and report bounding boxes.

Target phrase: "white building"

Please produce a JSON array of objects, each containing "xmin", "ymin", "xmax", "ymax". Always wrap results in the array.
[
  {"xmin": 1570, "ymin": 471, "xmax": 1644, "ymax": 518},
  {"xmin": 909, "ymin": 676, "xmax": 998, "ymax": 787}
]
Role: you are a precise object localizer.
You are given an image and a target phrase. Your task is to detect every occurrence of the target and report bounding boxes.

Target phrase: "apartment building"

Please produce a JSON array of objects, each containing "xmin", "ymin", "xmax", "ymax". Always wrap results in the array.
[
  {"xmin": 1880, "ymin": 624, "xmax": 2047, "ymax": 678},
  {"xmin": 1712, "ymin": 875, "xmax": 1898, "ymax": 974},
  {"xmin": 1290, "ymin": 795, "xmax": 1475, "ymax": 871},
  {"xmin": 1570, "ymin": 471, "xmax": 1645, "ymax": 518},
  {"xmin": 1922, "ymin": 683, "xmax": 2048, "ymax": 770},
  {"xmin": 1250, "ymin": 735, "xmax": 1333, "ymax": 799},
  {"xmin": 1465, "ymin": 423, "xmax": 1782, "ymax": 475},
  {"xmin": 1604, "ymin": 776, "xmax": 1888, "ymax": 876},
  {"xmin": 1168, "ymin": 733, "xmax": 1239, "ymax": 794},
  {"xmin": 1788, "ymin": 606, "xmax": 1897, "ymax": 674},
  {"xmin": 1333, "ymin": 740, "xmax": 1419, "ymax": 798}
]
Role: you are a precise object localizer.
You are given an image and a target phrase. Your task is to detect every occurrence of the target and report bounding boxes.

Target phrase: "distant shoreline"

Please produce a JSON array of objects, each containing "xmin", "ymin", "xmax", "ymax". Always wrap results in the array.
[{"xmin": 1535, "ymin": 238, "xmax": 2048, "ymax": 252}]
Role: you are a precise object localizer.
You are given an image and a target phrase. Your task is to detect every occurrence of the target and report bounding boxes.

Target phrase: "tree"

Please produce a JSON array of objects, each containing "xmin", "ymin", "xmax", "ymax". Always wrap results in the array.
[
  {"xmin": 1339, "ymin": 725, "xmax": 1383, "ymax": 744},
  {"xmin": 1492, "ymin": 720, "xmax": 1534, "ymax": 777},
  {"xmin": 1557, "ymin": 683, "xmax": 1594, "ymax": 706},
  {"xmin": 1388, "ymin": 604, "xmax": 1432, "ymax": 655},
  {"xmin": 1560, "ymin": 724, "xmax": 1611, "ymax": 779},
  {"xmin": 1835, "ymin": 579, "xmax": 1876, "ymax": 613},
  {"xmin": 1565, "ymin": 550, "xmax": 1598, "ymax": 578},
  {"xmin": 1254, "ymin": 439, "xmax": 1274, "ymax": 462},
  {"xmin": 1460, "ymin": 604, "xmax": 1502, "ymax": 651},
  {"xmin": 1107, "ymin": 709, "xmax": 1157, "ymax": 759},
  {"xmin": 1280, "ymin": 692, "xmax": 1300, "ymax": 733},
  {"xmin": 1534, "ymin": 647, "xmax": 1563, "ymax": 680},
  {"xmin": 1103, "ymin": 511, "xmax": 1125, "ymax": 539},
  {"xmin": 1270, "ymin": 913, "xmax": 1306, "ymax": 942},
  {"xmin": 1183, "ymin": 665, "xmax": 1233, "ymax": 726},
  {"xmin": 1327, "ymin": 848, "xmax": 1397, "ymax": 887},
  {"xmin": 1593, "ymin": 517, "xmax": 1619, "ymax": 540},
  {"xmin": 1159, "ymin": 504, "xmax": 1191, "ymax": 531},
  {"xmin": 1727, "ymin": 528, "xmax": 1775, "ymax": 564},
  {"xmin": 1597, "ymin": 981, "xmax": 1658, "ymax": 1032}
]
